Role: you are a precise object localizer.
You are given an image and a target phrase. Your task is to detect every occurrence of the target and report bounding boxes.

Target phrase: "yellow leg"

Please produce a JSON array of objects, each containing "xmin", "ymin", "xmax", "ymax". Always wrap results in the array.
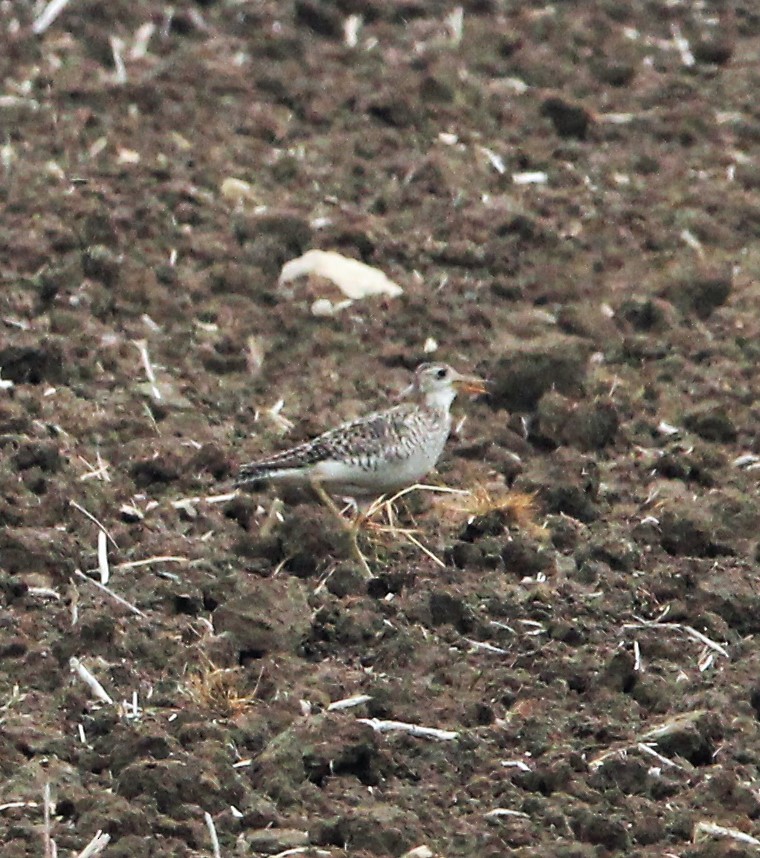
[
  {"xmin": 309, "ymin": 479, "xmax": 372, "ymax": 577},
  {"xmin": 309, "ymin": 479, "xmax": 345, "ymax": 521}
]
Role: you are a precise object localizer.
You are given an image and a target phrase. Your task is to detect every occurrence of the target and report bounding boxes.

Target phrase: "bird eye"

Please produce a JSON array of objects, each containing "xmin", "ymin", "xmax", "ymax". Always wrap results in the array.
[{"xmin": 436, "ymin": 367, "xmax": 448, "ymax": 379}]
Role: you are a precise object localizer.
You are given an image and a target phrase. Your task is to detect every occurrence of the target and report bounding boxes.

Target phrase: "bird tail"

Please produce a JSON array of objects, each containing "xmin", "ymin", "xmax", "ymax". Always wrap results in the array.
[
  {"xmin": 235, "ymin": 444, "xmax": 318, "ymax": 489},
  {"xmin": 234, "ymin": 462, "xmax": 272, "ymax": 490}
]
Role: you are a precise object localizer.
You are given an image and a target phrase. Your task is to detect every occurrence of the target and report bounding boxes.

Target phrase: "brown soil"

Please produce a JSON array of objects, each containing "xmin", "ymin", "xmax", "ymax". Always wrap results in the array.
[{"xmin": 1, "ymin": 1, "xmax": 760, "ymax": 856}]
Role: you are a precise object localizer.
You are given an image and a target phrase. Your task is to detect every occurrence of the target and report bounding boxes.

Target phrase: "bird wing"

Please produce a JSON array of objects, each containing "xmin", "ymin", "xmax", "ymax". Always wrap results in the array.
[{"xmin": 237, "ymin": 403, "xmax": 423, "ymax": 480}]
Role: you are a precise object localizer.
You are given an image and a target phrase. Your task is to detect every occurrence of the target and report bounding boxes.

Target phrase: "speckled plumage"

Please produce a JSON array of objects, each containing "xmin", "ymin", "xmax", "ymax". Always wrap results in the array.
[{"xmin": 236, "ymin": 363, "xmax": 486, "ymax": 499}]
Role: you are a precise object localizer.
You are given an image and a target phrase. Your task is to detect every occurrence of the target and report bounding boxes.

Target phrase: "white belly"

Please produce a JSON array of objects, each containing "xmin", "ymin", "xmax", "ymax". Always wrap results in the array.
[{"xmin": 312, "ymin": 432, "xmax": 448, "ymax": 497}]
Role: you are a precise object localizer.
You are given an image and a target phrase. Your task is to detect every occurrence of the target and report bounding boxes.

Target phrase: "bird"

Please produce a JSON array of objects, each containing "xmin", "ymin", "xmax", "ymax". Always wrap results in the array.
[{"xmin": 235, "ymin": 362, "xmax": 487, "ymax": 572}]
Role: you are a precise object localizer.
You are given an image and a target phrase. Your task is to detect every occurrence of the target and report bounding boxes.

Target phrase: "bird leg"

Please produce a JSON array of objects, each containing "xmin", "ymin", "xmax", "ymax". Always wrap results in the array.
[
  {"xmin": 308, "ymin": 478, "xmax": 345, "ymax": 520},
  {"xmin": 309, "ymin": 479, "xmax": 372, "ymax": 577}
]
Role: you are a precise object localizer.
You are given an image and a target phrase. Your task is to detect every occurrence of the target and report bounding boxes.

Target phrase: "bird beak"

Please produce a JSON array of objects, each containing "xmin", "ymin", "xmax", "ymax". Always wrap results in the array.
[{"xmin": 452, "ymin": 372, "xmax": 488, "ymax": 395}]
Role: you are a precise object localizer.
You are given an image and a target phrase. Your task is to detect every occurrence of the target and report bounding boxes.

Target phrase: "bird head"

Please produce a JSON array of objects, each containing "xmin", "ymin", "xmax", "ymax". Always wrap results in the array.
[{"xmin": 399, "ymin": 362, "xmax": 488, "ymax": 408}]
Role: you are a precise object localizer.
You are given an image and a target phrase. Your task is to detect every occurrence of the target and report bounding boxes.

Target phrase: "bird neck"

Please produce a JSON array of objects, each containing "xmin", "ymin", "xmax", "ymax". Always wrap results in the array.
[{"xmin": 423, "ymin": 387, "xmax": 457, "ymax": 413}]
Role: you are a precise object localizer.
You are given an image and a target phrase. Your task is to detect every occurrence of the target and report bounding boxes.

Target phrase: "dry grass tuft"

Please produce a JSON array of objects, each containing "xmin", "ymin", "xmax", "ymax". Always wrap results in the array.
[
  {"xmin": 445, "ymin": 485, "xmax": 544, "ymax": 536},
  {"xmin": 346, "ymin": 483, "xmax": 546, "ymax": 571},
  {"xmin": 351, "ymin": 484, "xmax": 545, "ymax": 570},
  {"xmin": 182, "ymin": 656, "xmax": 259, "ymax": 718}
]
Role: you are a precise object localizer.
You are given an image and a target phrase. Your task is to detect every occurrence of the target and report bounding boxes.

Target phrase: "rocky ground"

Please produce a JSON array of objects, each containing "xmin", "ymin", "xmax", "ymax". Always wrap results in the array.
[{"xmin": 1, "ymin": 0, "xmax": 760, "ymax": 855}]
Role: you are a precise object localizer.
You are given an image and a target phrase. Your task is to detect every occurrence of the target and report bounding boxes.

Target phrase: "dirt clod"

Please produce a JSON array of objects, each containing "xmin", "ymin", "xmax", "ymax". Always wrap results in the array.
[
  {"xmin": 540, "ymin": 97, "xmax": 593, "ymax": 140},
  {"xmin": 662, "ymin": 270, "xmax": 732, "ymax": 319},
  {"xmin": 489, "ymin": 338, "xmax": 591, "ymax": 411},
  {"xmin": 0, "ymin": 341, "xmax": 67, "ymax": 384},
  {"xmin": 683, "ymin": 403, "xmax": 738, "ymax": 443},
  {"xmin": 213, "ymin": 578, "xmax": 311, "ymax": 660},
  {"xmin": 1, "ymin": 2, "xmax": 758, "ymax": 855}
]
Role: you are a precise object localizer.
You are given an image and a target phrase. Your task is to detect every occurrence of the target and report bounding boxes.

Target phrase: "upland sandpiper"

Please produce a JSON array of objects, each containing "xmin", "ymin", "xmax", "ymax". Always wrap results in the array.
[{"xmin": 236, "ymin": 362, "xmax": 487, "ymax": 570}]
